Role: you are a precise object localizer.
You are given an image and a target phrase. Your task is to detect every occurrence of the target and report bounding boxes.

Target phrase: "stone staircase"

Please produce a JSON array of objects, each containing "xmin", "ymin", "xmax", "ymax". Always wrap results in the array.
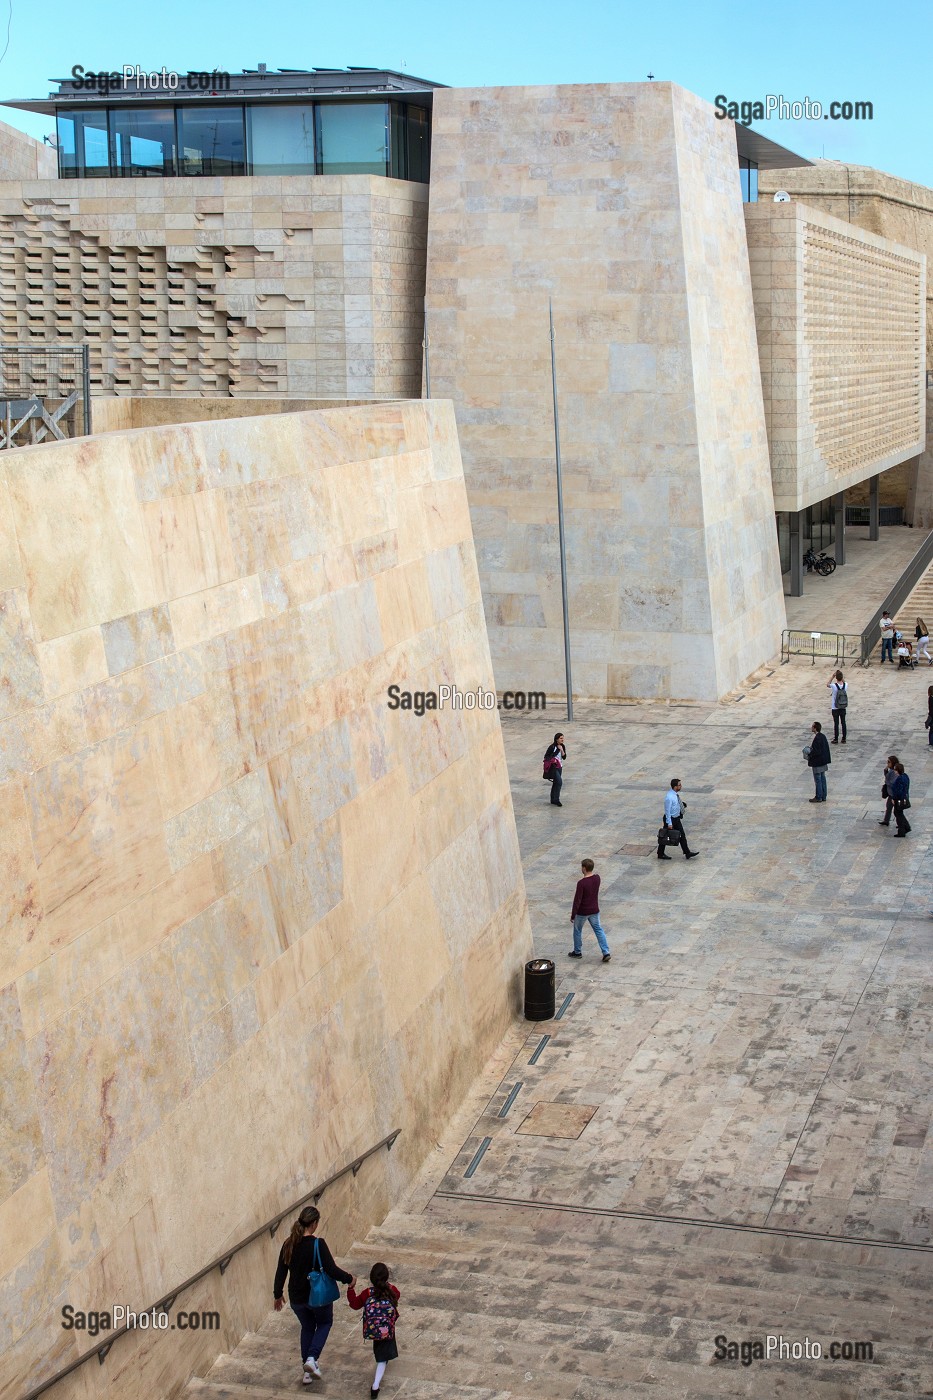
[
  {"xmin": 894, "ymin": 562, "xmax": 933, "ymax": 645},
  {"xmin": 183, "ymin": 1193, "xmax": 931, "ymax": 1398}
]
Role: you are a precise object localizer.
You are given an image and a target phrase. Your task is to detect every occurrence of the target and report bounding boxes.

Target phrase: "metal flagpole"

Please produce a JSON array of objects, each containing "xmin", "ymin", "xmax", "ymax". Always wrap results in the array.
[
  {"xmin": 422, "ymin": 297, "xmax": 431, "ymax": 398},
  {"xmin": 549, "ymin": 298, "xmax": 573, "ymax": 722}
]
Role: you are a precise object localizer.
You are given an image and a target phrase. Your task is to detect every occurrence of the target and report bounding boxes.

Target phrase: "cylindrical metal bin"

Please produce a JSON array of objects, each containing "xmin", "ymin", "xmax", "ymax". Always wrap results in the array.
[{"xmin": 524, "ymin": 958, "xmax": 556, "ymax": 1021}]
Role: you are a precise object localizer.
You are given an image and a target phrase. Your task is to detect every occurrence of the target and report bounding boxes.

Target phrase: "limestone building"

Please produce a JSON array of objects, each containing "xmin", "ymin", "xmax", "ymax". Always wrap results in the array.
[
  {"xmin": 758, "ymin": 162, "xmax": 933, "ymax": 529},
  {"xmin": 0, "ymin": 71, "xmax": 927, "ymax": 702}
]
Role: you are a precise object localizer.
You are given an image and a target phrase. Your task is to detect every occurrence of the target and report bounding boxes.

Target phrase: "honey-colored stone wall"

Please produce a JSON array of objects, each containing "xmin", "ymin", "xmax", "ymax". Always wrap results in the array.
[
  {"xmin": 92, "ymin": 395, "xmax": 373, "ymax": 433},
  {"xmin": 0, "ymin": 118, "xmax": 56, "ymax": 180},
  {"xmin": 0, "ymin": 175, "xmax": 427, "ymax": 399},
  {"xmin": 425, "ymin": 80, "xmax": 785, "ymax": 702},
  {"xmin": 758, "ymin": 163, "xmax": 933, "ymax": 525},
  {"xmin": 745, "ymin": 200, "xmax": 925, "ymax": 514},
  {"xmin": 0, "ymin": 400, "xmax": 532, "ymax": 1400}
]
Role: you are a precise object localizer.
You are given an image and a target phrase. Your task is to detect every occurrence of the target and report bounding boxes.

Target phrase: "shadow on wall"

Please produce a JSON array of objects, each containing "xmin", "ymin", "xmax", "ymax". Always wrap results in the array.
[{"xmin": 0, "ymin": 398, "xmax": 532, "ymax": 1400}]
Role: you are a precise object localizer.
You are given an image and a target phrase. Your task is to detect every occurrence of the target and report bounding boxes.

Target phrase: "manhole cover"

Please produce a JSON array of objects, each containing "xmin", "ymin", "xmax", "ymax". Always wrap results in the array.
[{"xmin": 515, "ymin": 1102, "xmax": 598, "ymax": 1139}]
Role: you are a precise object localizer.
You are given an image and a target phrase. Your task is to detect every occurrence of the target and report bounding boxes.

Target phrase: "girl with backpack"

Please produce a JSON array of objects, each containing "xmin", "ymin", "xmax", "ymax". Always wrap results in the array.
[
  {"xmin": 827, "ymin": 670, "xmax": 848, "ymax": 744},
  {"xmin": 348, "ymin": 1263, "xmax": 400, "ymax": 1397},
  {"xmin": 272, "ymin": 1205, "xmax": 354, "ymax": 1386},
  {"xmin": 543, "ymin": 732, "xmax": 566, "ymax": 806}
]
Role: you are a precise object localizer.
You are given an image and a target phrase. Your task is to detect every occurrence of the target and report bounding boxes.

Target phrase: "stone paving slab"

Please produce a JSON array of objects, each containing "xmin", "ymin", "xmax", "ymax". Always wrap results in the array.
[{"xmin": 479, "ymin": 659, "xmax": 933, "ymax": 1257}]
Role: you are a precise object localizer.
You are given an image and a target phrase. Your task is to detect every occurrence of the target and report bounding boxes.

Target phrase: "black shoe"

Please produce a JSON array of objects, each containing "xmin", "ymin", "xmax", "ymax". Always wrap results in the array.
[
  {"xmin": 657, "ymin": 853, "xmax": 672, "ymax": 860},
  {"xmin": 831, "ymin": 738, "xmax": 838, "ymax": 744},
  {"xmin": 567, "ymin": 950, "xmax": 582, "ymax": 958},
  {"xmin": 841, "ymin": 738, "xmax": 846, "ymax": 744},
  {"xmin": 685, "ymin": 851, "xmax": 699, "ymax": 859},
  {"xmin": 602, "ymin": 953, "xmax": 611, "ymax": 962},
  {"xmin": 878, "ymin": 821, "xmax": 889, "ymax": 826},
  {"xmin": 551, "ymin": 801, "xmax": 563, "ymax": 807},
  {"xmin": 894, "ymin": 832, "xmax": 907, "ymax": 837},
  {"xmin": 372, "ymin": 1391, "xmax": 380, "ymax": 1398},
  {"xmin": 809, "ymin": 798, "xmax": 820, "ymax": 803}
]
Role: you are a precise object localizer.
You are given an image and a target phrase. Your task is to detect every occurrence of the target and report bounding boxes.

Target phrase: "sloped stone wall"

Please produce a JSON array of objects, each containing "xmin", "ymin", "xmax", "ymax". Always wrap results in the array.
[{"xmin": 0, "ymin": 399, "xmax": 531, "ymax": 1398}]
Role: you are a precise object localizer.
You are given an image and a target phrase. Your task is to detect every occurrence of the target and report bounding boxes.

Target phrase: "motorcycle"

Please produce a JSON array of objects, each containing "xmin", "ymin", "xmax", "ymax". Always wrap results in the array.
[{"xmin": 803, "ymin": 547, "xmax": 836, "ymax": 576}]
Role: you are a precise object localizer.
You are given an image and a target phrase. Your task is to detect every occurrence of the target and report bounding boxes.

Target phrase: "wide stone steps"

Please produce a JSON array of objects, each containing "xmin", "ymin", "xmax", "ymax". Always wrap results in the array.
[{"xmin": 182, "ymin": 1199, "xmax": 930, "ymax": 1397}]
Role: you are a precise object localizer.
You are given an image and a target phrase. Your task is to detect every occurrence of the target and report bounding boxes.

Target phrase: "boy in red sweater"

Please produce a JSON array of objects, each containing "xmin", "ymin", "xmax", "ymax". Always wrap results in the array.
[{"xmin": 568, "ymin": 858, "xmax": 611, "ymax": 961}]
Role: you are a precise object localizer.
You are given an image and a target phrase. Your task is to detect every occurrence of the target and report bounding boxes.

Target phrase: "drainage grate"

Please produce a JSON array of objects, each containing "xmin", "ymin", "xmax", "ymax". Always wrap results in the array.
[
  {"xmin": 463, "ymin": 1137, "xmax": 492, "ymax": 1178},
  {"xmin": 554, "ymin": 993, "xmax": 574, "ymax": 1020},
  {"xmin": 528, "ymin": 1035, "xmax": 550, "ymax": 1065},
  {"xmin": 498, "ymin": 1083, "xmax": 523, "ymax": 1118}
]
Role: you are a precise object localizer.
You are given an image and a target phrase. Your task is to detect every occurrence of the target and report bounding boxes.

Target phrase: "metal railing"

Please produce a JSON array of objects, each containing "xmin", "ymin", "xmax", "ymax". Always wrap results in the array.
[
  {"xmin": 780, "ymin": 630, "xmax": 863, "ymax": 666},
  {"xmin": 20, "ymin": 1129, "xmax": 401, "ymax": 1400},
  {"xmin": 861, "ymin": 528, "xmax": 933, "ymax": 664}
]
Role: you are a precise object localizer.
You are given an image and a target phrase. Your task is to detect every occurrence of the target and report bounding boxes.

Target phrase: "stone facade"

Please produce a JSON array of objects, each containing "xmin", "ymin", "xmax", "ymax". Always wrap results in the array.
[
  {"xmin": 0, "ymin": 399, "xmax": 532, "ymax": 1399},
  {"xmin": 0, "ymin": 175, "xmax": 427, "ymax": 398},
  {"xmin": 0, "ymin": 118, "xmax": 56, "ymax": 180},
  {"xmin": 745, "ymin": 200, "xmax": 926, "ymax": 513},
  {"xmin": 424, "ymin": 80, "xmax": 786, "ymax": 703},
  {"xmin": 759, "ymin": 162, "xmax": 933, "ymax": 524}
]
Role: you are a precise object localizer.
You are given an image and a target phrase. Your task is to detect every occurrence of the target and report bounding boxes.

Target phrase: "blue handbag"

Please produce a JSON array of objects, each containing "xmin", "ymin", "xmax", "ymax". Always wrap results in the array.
[{"xmin": 307, "ymin": 1239, "xmax": 340, "ymax": 1307}]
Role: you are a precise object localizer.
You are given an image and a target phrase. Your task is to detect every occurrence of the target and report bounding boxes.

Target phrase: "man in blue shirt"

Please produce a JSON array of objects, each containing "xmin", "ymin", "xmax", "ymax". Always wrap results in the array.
[{"xmin": 657, "ymin": 778, "xmax": 699, "ymax": 861}]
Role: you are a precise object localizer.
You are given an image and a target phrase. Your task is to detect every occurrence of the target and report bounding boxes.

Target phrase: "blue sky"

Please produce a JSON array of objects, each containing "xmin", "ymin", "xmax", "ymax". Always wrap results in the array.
[{"xmin": 1, "ymin": 0, "xmax": 930, "ymax": 186}]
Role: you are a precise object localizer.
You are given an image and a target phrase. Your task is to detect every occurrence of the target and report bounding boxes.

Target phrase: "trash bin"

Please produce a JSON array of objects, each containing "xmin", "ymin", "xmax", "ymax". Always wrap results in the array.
[{"xmin": 524, "ymin": 958, "xmax": 555, "ymax": 1021}]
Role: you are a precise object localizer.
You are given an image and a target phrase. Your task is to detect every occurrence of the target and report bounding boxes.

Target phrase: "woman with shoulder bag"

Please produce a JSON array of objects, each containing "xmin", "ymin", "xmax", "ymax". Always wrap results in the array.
[
  {"xmin": 926, "ymin": 686, "xmax": 933, "ymax": 746},
  {"xmin": 916, "ymin": 618, "xmax": 932, "ymax": 665},
  {"xmin": 273, "ymin": 1205, "xmax": 354, "ymax": 1386},
  {"xmin": 543, "ymin": 732, "xmax": 567, "ymax": 807}
]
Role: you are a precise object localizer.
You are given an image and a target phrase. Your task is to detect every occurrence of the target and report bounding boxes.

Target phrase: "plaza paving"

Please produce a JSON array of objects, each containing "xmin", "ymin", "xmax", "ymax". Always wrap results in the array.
[{"xmin": 191, "ymin": 657, "xmax": 932, "ymax": 1398}]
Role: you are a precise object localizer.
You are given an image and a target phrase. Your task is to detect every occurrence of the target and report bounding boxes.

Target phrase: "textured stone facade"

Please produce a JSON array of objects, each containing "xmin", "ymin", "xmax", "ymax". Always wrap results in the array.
[
  {"xmin": 758, "ymin": 163, "xmax": 933, "ymax": 524},
  {"xmin": 745, "ymin": 200, "xmax": 926, "ymax": 512},
  {"xmin": 0, "ymin": 175, "xmax": 427, "ymax": 398},
  {"xmin": 424, "ymin": 81, "xmax": 786, "ymax": 703},
  {"xmin": 0, "ymin": 117, "xmax": 56, "ymax": 180},
  {"xmin": 0, "ymin": 399, "xmax": 532, "ymax": 1399}
]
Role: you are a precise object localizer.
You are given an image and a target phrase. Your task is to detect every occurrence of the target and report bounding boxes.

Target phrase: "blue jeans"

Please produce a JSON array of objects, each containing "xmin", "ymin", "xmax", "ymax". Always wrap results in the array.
[
  {"xmin": 881, "ymin": 637, "xmax": 893, "ymax": 663},
  {"xmin": 813, "ymin": 770, "xmax": 827, "ymax": 801},
  {"xmin": 573, "ymin": 914, "xmax": 609, "ymax": 955},
  {"xmin": 290, "ymin": 1302, "xmax": 333, "ymax": 1364}
]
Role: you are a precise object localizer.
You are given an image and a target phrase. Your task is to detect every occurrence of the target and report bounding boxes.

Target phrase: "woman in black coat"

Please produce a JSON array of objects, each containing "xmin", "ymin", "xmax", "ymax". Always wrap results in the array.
[
  {"xmin": 273, "ymin": 1205, "xmax": 354, "ymax": 1384},
  {"xmin": 544, "ymin": 732, "xmax": 567, "ymax": 806}
]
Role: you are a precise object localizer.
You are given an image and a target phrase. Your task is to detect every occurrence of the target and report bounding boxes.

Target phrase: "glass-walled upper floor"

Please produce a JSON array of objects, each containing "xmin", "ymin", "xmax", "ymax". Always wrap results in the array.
[{"xmin": 56, "ymin": 100, "xmax": 430, "ymax": 181}]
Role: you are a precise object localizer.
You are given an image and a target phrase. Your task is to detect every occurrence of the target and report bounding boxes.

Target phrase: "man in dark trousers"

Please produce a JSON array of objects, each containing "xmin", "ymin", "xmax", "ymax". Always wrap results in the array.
[
  {"xmin": 807, "ymin": 721, "xmax": 831, "ymax": 802},
  {"xmin": 567, "ymin": 858, "xmax": 611, "ymax": 961},
  {"xmin": 658, "ymin": 779, "xmax": 698, "ymax": 860}
]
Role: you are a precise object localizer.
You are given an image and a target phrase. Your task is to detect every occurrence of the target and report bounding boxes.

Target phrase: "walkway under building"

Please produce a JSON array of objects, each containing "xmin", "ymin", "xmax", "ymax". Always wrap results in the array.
[{"xmin": 784, "ymin": 525, "xmax": 930, "ymax": 637}]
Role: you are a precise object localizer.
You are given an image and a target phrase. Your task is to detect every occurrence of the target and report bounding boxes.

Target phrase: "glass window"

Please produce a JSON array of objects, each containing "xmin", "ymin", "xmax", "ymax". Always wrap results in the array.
[
  {"xmin": 111, "ymin": 108, "xmax": 176, "ymax": 177},
  {"xmin": 390, "ymin": 102, "xmax": 407, "ymax": 180},
  {"xmin": 406, "ymin": 105, "xmax": 429, "ymax": 183},
  {"xmin": 317, "ymin": 102, "xmax": 388, "ymax": 175},
  {"xmin": 248, "ymin": 104, "xmax": 315, "ymax": 174},
  {"xmin": 739, "ymin": 156, "xmax": 759, "ymax": 203},
  {"xmin": 57, "ymin": 109, "xmax": 110, "ymax": 178},
  {"xmin": 178, "ymin": 105, "xmax": 245, "ymax": 175}
]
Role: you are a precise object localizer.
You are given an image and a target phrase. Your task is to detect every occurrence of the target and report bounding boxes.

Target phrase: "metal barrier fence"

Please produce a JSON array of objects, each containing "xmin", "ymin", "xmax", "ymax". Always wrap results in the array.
[
  {"xmin": 781, "ymin": 631, "xmax": 863, "ymax": 666},
  {"xmin": 0, "ymin": 343, "xmax": 91, "ymax": 448},
  {"xmin": 845, "ymin": 505, "xmax": 904, "ymax": 527}
]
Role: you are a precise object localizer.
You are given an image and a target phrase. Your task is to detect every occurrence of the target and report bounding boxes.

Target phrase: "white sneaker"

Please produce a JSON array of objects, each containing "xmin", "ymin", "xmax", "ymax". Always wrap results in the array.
[
  {"xmin": 306, "ymin": 1357, "xmax": 322, "ymax": 1378},
  {"xmin": 302, "ymin": 1370, "xmax": 313, "ymax": 1386}
]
